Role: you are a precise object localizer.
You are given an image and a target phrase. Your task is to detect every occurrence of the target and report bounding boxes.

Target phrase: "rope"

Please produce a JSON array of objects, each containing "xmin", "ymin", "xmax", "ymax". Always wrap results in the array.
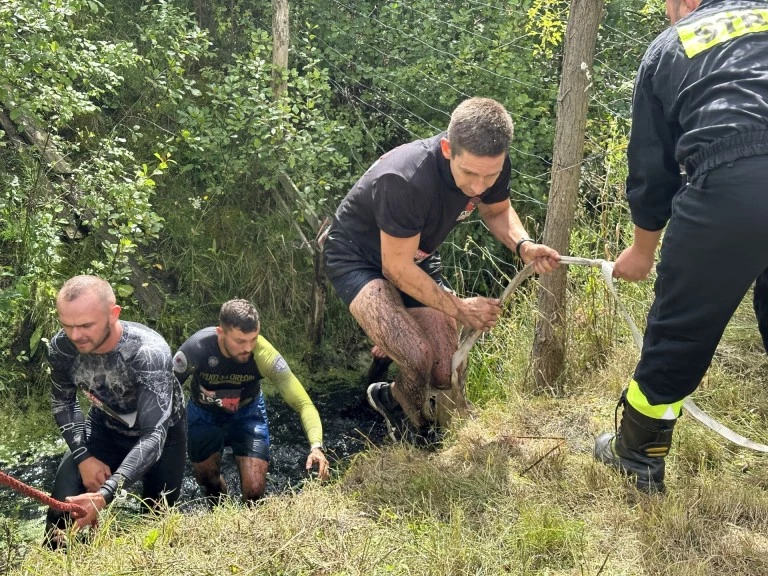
[
  {"xmin": 564, "ymin": 256, "xmax": 768, "ymax": 453},
  {"xmin": 0, "ymin": 469, "xmax": 88, "ymax": 519},
  {"xmin": 452, "ymin": 255, "xmax": 768, "ymax": 453},
  {"xmin": 452, "ymin": 261, "xmax": 536, "ymax": 372}
]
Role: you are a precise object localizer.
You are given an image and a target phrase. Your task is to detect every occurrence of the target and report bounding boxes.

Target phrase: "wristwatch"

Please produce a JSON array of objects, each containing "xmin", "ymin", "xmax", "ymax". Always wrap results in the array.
[{"xmin": 516, "ymin": 238, "xmax": 534, "ymax": 259}]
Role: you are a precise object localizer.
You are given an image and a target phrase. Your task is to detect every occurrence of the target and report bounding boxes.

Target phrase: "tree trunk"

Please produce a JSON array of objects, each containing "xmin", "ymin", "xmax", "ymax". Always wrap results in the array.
[
  {"xmin": 0, "ymin": 109, "xmax": 166, "ymax": 318},
  {"xmin": 272, "ymin": 0, "xmax": 289, "ymax": 97},
  {"xmin": 274, "ymin": 172, "xmax": 329, "ymax": 366},
  {"xmin": 531, "ymin": 0, "xmax": 604, "ymax": 392},
  {"xmin": 270, "ymin": 3, "xmax": 328, "ymax": 363}
]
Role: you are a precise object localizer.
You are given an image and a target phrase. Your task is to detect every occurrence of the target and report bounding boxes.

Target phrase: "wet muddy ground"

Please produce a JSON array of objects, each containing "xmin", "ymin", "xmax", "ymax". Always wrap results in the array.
[{"xmin": 0, "ymin": 382, "xmax": 387, "ymax": 523}]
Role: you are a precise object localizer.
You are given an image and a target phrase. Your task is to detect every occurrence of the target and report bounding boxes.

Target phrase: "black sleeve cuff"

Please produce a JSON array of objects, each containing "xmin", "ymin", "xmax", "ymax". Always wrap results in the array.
[
  {"xmin": 98, "ymin": 476, "xmax": 122, "ymax": 505},
  {"xmin": 629, "ymin": 205, "xmax": 668, "ymax": 233},
  {"xmin": 71, "ymin": 447, "xmax": 92, "ymax": 466}
]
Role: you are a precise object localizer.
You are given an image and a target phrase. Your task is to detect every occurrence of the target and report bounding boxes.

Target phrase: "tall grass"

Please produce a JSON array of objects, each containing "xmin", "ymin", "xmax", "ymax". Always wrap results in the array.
[
  {"xmin": 10, "ymin": 266, "xmax": 768, "ymax": 575},
  {"xmin": 8, "ymin": 106, "xmax": 768, "ymax": 576}
]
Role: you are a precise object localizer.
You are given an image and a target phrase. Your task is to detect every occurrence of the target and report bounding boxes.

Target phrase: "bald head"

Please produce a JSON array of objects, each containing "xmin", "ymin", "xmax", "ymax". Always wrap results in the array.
[
  {"xmin": 56, "ymin": 276, "xmax": 122, "ymax": 353},
  {"xmin": 57, "ymin": 275, "xmax": 115, "ymax": 310}
]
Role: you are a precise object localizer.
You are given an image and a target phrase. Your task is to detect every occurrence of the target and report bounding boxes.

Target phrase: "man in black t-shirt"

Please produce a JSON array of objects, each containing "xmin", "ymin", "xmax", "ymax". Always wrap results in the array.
[{"xmin": 324, "ymin": 97, "xmax": 559, "ymax": 440}]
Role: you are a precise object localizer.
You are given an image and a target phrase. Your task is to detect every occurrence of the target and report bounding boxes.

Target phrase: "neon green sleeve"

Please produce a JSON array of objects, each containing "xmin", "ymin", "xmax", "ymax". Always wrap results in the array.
[{"xmin": 253, "ymin": 335, "xmax": 323, "ymax": 448}]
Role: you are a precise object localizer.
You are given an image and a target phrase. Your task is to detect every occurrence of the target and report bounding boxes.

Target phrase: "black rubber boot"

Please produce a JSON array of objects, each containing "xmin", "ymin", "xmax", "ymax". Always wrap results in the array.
[{"xmin": 594, "ymin": 390, "xmax": 676, "ymax": 493}]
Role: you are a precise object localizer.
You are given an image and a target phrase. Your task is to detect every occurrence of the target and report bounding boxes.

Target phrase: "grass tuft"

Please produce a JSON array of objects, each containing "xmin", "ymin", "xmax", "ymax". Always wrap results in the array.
[{"xmin": 8, "ymin": 250, "xmax": 768, "ymax": 575}]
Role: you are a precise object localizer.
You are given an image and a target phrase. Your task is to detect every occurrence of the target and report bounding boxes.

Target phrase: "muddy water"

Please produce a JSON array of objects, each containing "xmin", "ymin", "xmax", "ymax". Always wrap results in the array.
[{"xmin": 0, "ymin": 382, "xmax": 387, "ymax": 522}]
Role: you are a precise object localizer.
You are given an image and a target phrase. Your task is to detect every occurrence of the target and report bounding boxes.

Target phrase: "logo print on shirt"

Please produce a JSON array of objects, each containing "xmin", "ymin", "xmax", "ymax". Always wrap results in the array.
[
  {"xmin": 677, "ymin": 8, "xmax": 768, "ymax": 57},
  {"xmin": 273, "ymin": 355, "xmax": 289, "ymax": 373},
  {"xmin": 219, "ymin": 397, "xmax": 240, "ymax": 412},
  {"xmin": 208, "ymin": 356, "xmax": 220, "ymax": 368},
  {"xmin": 172, "ymin": 351, "xmax": 188, "ymax": 373},
  {"xmin": 456, "ymin": 198, "xmax": 480, "ymax": 221}
]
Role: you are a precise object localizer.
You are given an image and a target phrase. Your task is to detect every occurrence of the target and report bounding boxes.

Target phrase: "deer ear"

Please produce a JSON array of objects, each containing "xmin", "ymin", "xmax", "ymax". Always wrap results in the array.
[{"xmin": 682, "ymin": 0, "xmax": 701, "ymax": 13}]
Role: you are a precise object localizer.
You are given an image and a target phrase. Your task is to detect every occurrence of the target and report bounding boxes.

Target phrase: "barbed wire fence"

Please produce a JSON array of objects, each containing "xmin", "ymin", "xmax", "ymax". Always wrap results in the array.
[
  {"xmin": 259, "ymin": 1, "xmax": 690, "ymax": 376},
  {"xmin": 299, "ymin": 0, "xmax": 657, "ymax": 295}
]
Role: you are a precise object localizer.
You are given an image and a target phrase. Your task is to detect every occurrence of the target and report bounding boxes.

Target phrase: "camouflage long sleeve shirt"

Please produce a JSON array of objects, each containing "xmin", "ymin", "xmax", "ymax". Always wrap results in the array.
[{"xmin": 49, "ymin": 321, "xmax": 184, "ymax": 501}]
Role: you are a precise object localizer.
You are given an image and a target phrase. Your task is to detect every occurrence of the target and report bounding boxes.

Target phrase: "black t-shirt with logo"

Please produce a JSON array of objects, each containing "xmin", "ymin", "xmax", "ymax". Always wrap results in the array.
[
  {"xmin": 172, "ymin": 327, "xmax": 262, "ymax": 414},
  {"xmin": 326, "ymin": 132, "xmax": 510, "ymax": 270}
]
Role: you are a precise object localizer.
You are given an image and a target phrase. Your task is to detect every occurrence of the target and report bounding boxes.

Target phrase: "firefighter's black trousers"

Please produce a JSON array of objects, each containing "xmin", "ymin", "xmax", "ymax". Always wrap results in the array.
[
  {"xmin": 753, "ymin": 267, "xmax": 768, "ymax": 354},
  {"xmin": 634, "ymin": 155, "xmax": 768, "ymax": 405}
]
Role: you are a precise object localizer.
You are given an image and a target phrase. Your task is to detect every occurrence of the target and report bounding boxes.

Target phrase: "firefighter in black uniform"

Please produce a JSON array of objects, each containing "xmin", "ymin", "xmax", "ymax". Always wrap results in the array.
[
  {"xmin": 594, "ymin": 0, "xmax": 768, "ymax": 492},
  {"xmin": 754, "ymin": 269, "xmax": 768, "ymax": 353}
]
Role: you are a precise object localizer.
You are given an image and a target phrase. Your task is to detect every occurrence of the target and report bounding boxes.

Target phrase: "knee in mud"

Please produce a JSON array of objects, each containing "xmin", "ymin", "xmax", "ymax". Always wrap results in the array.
[
  {"xmin": 242, "ymin": 488, "xmax": 265, "ymax": 502},
  {"xmin": 193, "ymin": 465, "xmax": 221, "ymax": 488}
]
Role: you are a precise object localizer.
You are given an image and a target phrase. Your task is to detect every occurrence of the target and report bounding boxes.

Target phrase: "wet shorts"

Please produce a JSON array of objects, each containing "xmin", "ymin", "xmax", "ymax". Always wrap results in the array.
[
  {"xmin": 324, "ymin": 239, "xmax": 452, "ymax": 308},
  {"xmin": 187, "ymin": 395, "xmax": 270, "ymax": 462}
]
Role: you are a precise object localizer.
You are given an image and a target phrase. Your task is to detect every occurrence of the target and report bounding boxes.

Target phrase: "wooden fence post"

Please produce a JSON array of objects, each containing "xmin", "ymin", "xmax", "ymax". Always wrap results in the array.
[{"xmin": 531, "ymin": 0, "xmax": 604, "ymax": 392}]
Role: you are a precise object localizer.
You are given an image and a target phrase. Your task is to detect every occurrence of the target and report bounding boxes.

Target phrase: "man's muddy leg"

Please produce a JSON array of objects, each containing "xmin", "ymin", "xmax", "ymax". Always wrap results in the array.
[
  {"xmin": 407, "ymin": 307, "xmax": 457, "ymax": 387},
  {"xmin": 193, "ymin": 451, "xmax": 227, "ymax": 506},
  {"xmin": 235, "ymin": 455, "xmax": 269, "ymax": 502},
  {"xmin": 350, "ymin": 279, "xmax": 432, "ymax": 426}
]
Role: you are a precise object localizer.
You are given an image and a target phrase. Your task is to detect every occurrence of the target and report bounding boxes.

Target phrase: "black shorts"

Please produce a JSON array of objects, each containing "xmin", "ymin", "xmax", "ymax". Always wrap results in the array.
[
  {"xmin": 324, "ymin": 235, "xmax": 451, "ymax": 308},
  {"xmin": 45, "ymin": 416, "xmax": 186, "ymax": 542}
]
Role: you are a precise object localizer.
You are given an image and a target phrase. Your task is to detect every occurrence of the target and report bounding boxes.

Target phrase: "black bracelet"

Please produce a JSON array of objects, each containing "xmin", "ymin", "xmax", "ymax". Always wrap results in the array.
[{"xmin": 516, "ymin": 238, "xmax": 534, "ymax": 259}]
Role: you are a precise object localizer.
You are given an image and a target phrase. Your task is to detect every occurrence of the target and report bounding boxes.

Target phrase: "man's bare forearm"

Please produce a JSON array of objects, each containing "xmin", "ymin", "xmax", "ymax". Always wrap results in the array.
[
  {"xmin": 383, "ymin": 261, "xmax": 462, "ymax": 318},
  {"xmin": 481, "ymin": 203, "xmax": 530, "ymax": 253},
  {"xmin": 632, "ymin": 226, "xmax": 663, "ymax": 256}
]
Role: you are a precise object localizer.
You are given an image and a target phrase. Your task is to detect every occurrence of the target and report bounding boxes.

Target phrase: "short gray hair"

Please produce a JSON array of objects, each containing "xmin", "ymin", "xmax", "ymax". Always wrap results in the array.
[
  {"xmin": 447, "ymin": 97, "xmax": 514, "ymax": 157},
  {"xmin": 57, "ymin": 275, "xmax": 115, "ymax": 307}
]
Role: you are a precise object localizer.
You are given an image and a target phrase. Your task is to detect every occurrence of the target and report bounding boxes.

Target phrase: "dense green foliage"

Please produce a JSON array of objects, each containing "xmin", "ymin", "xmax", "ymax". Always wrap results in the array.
[
  {"xmin": 5, "ymin": 5, "xmax": 768, "ymax": 574},
  {"xmin": 0, "ymin": 0, "xmax": 665, "ymax": 392}
]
